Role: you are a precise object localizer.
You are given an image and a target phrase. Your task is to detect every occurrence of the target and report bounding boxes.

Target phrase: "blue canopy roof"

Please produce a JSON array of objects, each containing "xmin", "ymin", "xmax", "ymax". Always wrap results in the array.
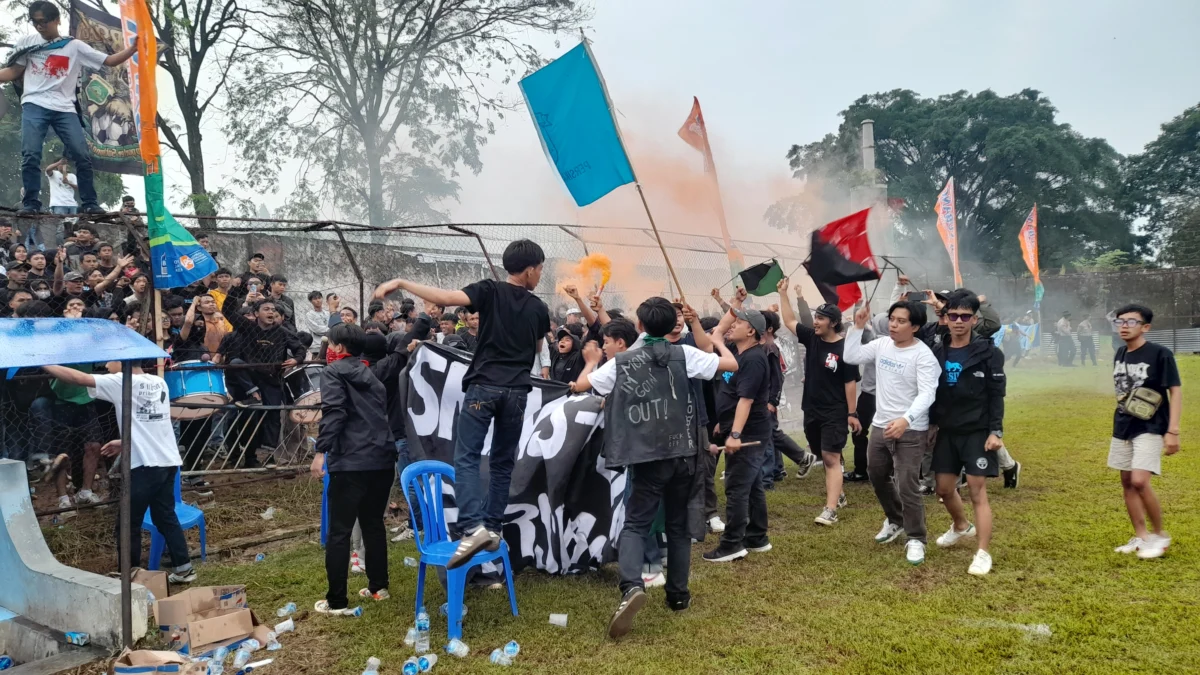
[{"xmin": 0, "ymin": 318, "xmax": 168, "ymax": 369}]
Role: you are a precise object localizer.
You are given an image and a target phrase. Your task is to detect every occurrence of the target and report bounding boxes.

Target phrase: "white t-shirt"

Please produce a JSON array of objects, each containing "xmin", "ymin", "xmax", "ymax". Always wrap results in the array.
[
  {"xmin": 88, "ymin": 373, "xmax": 182, "ymax": 470},
  {"xmin": 47, "ymin": 169, "xmax": 77, "ymax": 207},
  {"xmin": 530, "ymin": 339, "xmax": 551, "ymax": 377},
  {"xmin": 844, "ymin": 327, "xmax": 941, "ymax": 431},
  {"xmin": 588, "ymin": 344, "xmax": 721, "ymax": 396},
  {"xmin": 12, "ymin": 35, "xmax": 108, "ymax": 113}
]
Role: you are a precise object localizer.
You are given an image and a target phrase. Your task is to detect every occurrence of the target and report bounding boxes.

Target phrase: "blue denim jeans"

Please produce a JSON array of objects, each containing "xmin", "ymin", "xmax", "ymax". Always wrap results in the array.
[
  {"xmin": 394, "ymin": 438, "xmax": 422, "ymax": 526},
  {"xmin": 453, "ymin": 383, "xmax": 526, "ymax": 533},
  {"xmin": 21, "ymin": 103, "xmax": 99, "ymax": 211},
  {"xmin": 26, "ymin": 206, "xmax": 73, "ymax": 250}
]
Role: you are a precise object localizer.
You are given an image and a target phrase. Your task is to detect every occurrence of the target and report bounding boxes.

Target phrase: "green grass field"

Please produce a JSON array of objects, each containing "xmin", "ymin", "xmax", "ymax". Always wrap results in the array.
[{"xmin": 188, "ymin": 356, "xmax": 1199, "ymax": 675}]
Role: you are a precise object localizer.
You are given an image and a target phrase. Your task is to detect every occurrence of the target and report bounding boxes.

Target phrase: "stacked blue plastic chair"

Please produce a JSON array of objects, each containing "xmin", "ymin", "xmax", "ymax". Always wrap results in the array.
[
  {"xmin": 320, "ymin": 471, "xmax": 330, "ymax": 546},
  {"xmin": 143, "ymin": 468, "xmax": 206, "ymax": 570},
  {"xmin": 400, "ymin": 460, "xmax": 518, "ymax": 640}
]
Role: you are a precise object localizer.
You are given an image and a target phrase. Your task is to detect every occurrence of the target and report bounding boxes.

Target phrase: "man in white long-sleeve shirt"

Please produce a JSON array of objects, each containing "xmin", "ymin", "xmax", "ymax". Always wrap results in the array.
[{"xmin": 844, "ymin": 299, "xmax": 942, "ymax": 566}]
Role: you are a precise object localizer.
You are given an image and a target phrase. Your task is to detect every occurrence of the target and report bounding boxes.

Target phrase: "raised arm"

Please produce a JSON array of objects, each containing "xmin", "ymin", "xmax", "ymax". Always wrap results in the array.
[
  {"xmin": 95, "ymin": 254, "xmax": 134, "ymax": 294},
  {"xmin": 682, "ymin": 302, "xmax": 713, "ymax": 353},
  {"xmin": 374, "ymin": 278, "xmax": 469, "ymax": 308},
  {"xmin": 563, "ymin": 284, "xmax": 597, "ymax": 326},
  {"xmin": 843, "ymin": 306, "xmax": 881, "ymax": 366},
  {"xmin": 179, "ymin": 296, "xmax": 198, "ymax": 341},
  {"xmin": 710, "ymin": 288, "xmax": 731, "ymax": 315},
  {"xmin": 42, "ymin": 365, "xmax": 97, "ymax": 389},
  {"xmin": 103, "ymin": 37, "xmax": 138, "ymax": 67},
  {"xmin": 589, "ymin": 293, "xmax": 611, "ymax": 326},
  {"xmin": 776, "ymin": 276, "xmax": 815, "ymax": 340}
]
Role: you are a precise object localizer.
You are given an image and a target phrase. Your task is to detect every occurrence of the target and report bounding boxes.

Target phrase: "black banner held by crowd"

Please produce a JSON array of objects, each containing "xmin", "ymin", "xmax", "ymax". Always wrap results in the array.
[{"xmin": 401, "ymin": 341, "xmax": 622, "ymax": 575}]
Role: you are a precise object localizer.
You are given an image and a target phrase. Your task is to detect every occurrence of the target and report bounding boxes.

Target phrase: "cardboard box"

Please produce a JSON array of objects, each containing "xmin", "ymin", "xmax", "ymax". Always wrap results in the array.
[
  {"xmin": 154, "ymin": 585, "xmax": 253, "ymax": 655},
  {"xmin": 111, "ymin": 649, "xmax": 207, "ymax": 674},
  {"xmin": 132, "ymin": 568, "xmax": 169, "ymax": 604},
  {"xmin": 154, "ymin": 585, "xmax": 246, "ymax": 626}
]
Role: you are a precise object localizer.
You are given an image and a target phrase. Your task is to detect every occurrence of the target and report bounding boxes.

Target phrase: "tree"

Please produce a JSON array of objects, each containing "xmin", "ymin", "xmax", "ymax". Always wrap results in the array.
[
  {"xmin": 1160, "ymin": 205, "xmax": 1200, "ymax": 268},
  {"xmin": 1124, "ymin": 102, "xmax": 1200, "ymax": 256},
  {"xmin": 226, "ymin": 0, "xmax": 586, "ymax": 229},
  {"xmin": 772, "ymin": 89, "xmax": 1140, "ymax": 273},
  {"xmin": 148, "ymin": 0, "xmax": 255, "ymax": 222}
]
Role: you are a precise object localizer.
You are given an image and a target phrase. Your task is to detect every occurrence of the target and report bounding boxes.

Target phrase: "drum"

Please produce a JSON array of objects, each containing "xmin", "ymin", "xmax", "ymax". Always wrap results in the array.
[
  {"xmin": 284, "ymin": 363, "xmax": 324, "ymax": 424},
  {"xmin": 164, "ymin": 361, "xmax": 229, "ymax": 420}
]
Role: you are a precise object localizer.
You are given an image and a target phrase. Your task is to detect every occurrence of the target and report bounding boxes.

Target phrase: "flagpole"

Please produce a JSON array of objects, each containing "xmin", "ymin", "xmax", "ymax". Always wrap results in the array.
[{"xmin": 581, "ymin": 36, "xmax": 688, "ymax": 304}]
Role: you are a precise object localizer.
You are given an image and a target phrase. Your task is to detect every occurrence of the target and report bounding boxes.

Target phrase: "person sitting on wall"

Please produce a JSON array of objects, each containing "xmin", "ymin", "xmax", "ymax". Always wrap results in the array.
[{"xmin": 0, "ymin": 1, "xmax": 138, "ymax": 216}]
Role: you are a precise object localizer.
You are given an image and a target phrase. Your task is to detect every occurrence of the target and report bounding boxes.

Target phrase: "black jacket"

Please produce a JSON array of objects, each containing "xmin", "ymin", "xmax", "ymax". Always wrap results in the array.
[
  {"xmin": 316, "ymin": 357, "xmax": 396, "ymax": 472},
  {"xmin": 765, "ymin": 341, "xmax": 783, "ymax": 408},
  {"xmin": 549, "ymin": 331, "xmax": 584, "ymax": 384},
  {"xmin": 929, "ymin": 336, "xmax": 1006, "ymax": 434}
]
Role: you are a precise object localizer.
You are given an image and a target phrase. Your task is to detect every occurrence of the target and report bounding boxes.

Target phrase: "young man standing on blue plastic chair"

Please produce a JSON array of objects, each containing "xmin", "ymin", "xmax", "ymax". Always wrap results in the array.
[
  {"xmin": 43, "ymin": 360, "xmax": 196, "ymax": 583},
  {"xmin": 572, "ymin": 298, "xmax": 739, "ymax": 639},
  {"xmin": 374, "ymin": 240, "xmax": 550, "ymax": 569}
]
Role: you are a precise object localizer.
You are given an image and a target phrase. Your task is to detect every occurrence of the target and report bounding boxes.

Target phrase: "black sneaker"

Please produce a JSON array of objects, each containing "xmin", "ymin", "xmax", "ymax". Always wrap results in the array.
[
  {"xmin": 82, "ymin": 205, "xmax": 108, "ymax": 215},
  {"xmin": 448, "ymin": 526, "xmax": 498, "ymax": 569},
  {"xmin": 918, "ymin": 484, "xmax": 935, "ymax": 496},
  {"xmin": 607, "ymin": 587, "xmax": 646, "ymax": 639},
  {"xmin": 703, "ymin": 545, "xmax": 747, "ymax": 563},
  {"xmin": 1003, "ymin": 462, "xmax": 1021, "ymax": 489},
  {"xmin": 666, "ymin": 595, "xmax": 691, "ymax": 612},
  {"xmin": 796, "ymin": 453, "xmax": 816, "ymax": 479},
  {"xmin": 168, "ymin": 569, "xmax": 197, "ymax": 584},
  {"xmin": 843, "ymin": 470, "xmax": 869, "ymax": 483},
  {"xmin": 16, "ymin": 207, "xmax": 46, "ymax": 216}
]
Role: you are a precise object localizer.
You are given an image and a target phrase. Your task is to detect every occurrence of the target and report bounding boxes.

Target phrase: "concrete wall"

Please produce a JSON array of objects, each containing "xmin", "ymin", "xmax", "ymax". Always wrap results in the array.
[{"xmin": 0, "ymin": 460, "xmax": 147, "ymax": 650}]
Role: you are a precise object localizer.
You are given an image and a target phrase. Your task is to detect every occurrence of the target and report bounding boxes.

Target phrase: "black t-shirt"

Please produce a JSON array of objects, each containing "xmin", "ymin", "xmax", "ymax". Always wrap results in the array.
[
  {"xmin": 944, "ymin": 345, "xmax": 970, "ymax": 387},
  {"xmin": 715, "ymin": 342, "xmax": 771, "ymax": 440},
  {"xmin": 795, "ymin": 326, "xmax": 859, "ymax": 423},
  {"xmin": 462, "ymin": 279, "xmax": 550, "ymax": 391},
  {"xmin": 1113, "ymin": 341, "xmax": 1181, "ymax": 439}
]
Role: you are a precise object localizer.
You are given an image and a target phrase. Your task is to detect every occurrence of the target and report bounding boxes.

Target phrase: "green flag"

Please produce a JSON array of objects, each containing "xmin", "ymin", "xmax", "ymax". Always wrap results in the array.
[{"xmin": 738, "ymin": 259, "xmax": 784, "ymax": 296}]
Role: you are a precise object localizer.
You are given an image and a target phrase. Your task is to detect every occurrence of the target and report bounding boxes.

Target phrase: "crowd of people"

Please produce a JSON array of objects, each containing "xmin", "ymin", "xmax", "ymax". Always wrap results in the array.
[{"xmin": 0, "ymin": 230, "xmax": 1184, "ymax": 639}]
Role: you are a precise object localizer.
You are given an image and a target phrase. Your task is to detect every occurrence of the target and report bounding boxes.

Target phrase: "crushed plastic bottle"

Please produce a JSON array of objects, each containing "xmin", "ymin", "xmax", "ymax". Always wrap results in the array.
[
  {"xmin": 209, "ymin": 646, "xmax": 230, "ymax": 675},
  {"xmin": 503, "ymin": 641, "xmax": 520, "ymax": 658},
  {"xmin": 401, "ymin": 656, "xmax": 420, "ymax": 675},
  {"xmin": 488, "ymin": 649, "xmax": 512, "ymax": 667},
  {"xmin": 231, "ymin": 639, "xmax": 261, "ymax": 669},
  {"xmin": 276, "ymin": 602, "xmax": 297, "ymax": 617},
  {"xmin": 361, "ymin": 656, "xmax": 381, "ymax": 675},
  {"xmin": 439, "ymin": 603, "xmax": 466, "ymax": 617},
  {"xmin": 260, "ymin": 507, "xmax": 276, "ymax": 520},
  {"xmin": 403, "ymin": 625, "xmax": 417, "ymax": 647},
  {"xmin": 444, "ymin": 639, "xmax": 469, "ymax": 658},
  {"xmin": 414, "ymin": 608, "xmax": 431, "ymax": 654},
  {"xmin": 273, "ymin": 618, "xmax": 295, "ymax": 634},
  {"xmin": 418, "ymin": 653, "xmax": 438, "ymax": 672},
  {"xmin": 264, "ymin": 631, "xmax": 282, "ymax": 651},
  {"xmin": 254, "ymin": 553, "xmax": 266, "ymax": 562},
  {"xmin": 403, "ymin": 557, "xmax": 418, "ymax": 567},
  {"xmin": 0, "ymin": 655, "xmax": 13, "ymax": 670}
]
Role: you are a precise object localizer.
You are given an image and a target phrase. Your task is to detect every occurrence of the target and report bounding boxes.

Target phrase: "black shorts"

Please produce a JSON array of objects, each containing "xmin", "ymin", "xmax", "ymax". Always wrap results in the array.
[
  {"xmin": 932, "ymin": 430, "xmax": 999, "ymax": 477},
  {"xmin": 803, "ymin": 417, "xmax": 848, "ymax": 455}
]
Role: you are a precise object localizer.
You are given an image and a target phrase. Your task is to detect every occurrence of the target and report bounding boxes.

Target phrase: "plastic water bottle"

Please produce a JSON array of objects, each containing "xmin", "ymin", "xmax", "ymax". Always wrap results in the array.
[
  {"xmin": 273, "ymin": 618, "xmax": 295, "ymax": 634},
  {"xmin": 361, "ymin": 656, "xmax": 381, "ymax": 675},
  {"xmin": 254, "ymin": 553, "xmax": 266, "ymax": 562},
  {"xmin": 403, "ymin": 625, "xmax": 417, "ymax": 647},
  {"xmin": 231, "ymin": 639, "xmax": 261, "ymax": 669},
  {"xmin": 401, "ymin": 657, "xmax": 420, "ymax": 675},
  {"xmin": 403, "ymin": 557, "xmax": 418, "ymax": 567},
  {"xmin": 488, "ymin": 649, "xmax": 512, "ymax": 666},
  {"xmin": 418, "ymin": 653, "xmax": 438, "ymax": 672},
  {"xmin": 264, "ymin": 631, "xmax": 282, "ymax": 651},
  {"xmin": 503, "ymin": 641, "xmax": 520, "ymax": 658},
  {"xmin": 444, "ymin": 639, "xmax": 469, "ymax": 658},
  {"xmin": 276, "ymin": 602, "xmax": 297, "ymax": 617},
  {"xmin": 439, "ymin": 603, "xmax": 467, "ymax": 617},
  {"xmin": 414, "ymin": 608, "xmax": 431, "ymax": 653},
  {"xmin": 209, "ymin": 646, "xmax": 229, "ymax": 675}
]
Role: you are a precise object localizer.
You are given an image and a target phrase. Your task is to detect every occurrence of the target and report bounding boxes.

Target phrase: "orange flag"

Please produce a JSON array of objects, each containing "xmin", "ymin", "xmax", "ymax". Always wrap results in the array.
[
  {"xmin": 1019, "ymin": 205, "xmax": 1040, "ymax": 286},
  {"xmin": 934, "ymin": 177, "xmax": 962, "ymax": 287},
  {"xmin": 678, "ymin": 97, "xmax": 742, "ymax": 273}
]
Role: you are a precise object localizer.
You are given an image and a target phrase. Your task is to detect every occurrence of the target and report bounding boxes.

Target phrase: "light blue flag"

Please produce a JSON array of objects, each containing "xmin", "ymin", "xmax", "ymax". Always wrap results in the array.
[{"xmin": 520, "ymin": 43, "xmax": 635, "ymax": 206}]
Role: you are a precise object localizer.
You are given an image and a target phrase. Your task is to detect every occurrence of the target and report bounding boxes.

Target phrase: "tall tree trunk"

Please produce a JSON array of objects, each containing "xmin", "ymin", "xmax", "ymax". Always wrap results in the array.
[
  {"xmin": 367, "ymin": 145, "xmax": 385, "ymax": 229},
  {"xmin": 185, "ymin": 114, "xmax": 216, "ymax": 231}
]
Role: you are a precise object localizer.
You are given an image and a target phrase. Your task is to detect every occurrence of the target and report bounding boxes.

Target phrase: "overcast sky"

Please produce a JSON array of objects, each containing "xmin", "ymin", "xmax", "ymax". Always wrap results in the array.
[{"xmin": 18, "ymin": 0, "xmax": 1197, "ymax": 227}]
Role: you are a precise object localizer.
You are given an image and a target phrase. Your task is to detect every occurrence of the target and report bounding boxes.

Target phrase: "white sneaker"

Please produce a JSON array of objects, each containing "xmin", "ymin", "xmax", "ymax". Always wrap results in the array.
[
  {"xmin": 390, "ymin": 527, "xmax": 415, "ymax": 542},
  {"xmin": 642, "ymin": 572, "xmax": 666, "ymax": 588},
  {"xmin": 936, "ymin": 523, "xmax": 976, "ymax": 548},
  {"xmin": 874, "ymin": 520, "xmax": 903, "ymax": 544},
  {"xmin": 75, "ymin": 489, "xmax": 102, "ymax": 505},
  {"xmin": 57, "ymin": 495, "xmax": 73, "ymax": 509},
  {"xmin": 968, "ymin": 549, "xmax": 993, "ymax": 576},
  {"xmin": 1114, "ymin": 536, "xmax": 1144, "ymax": 554},
  {"xmin": 1136, "ymin": 533, "xmax": 1172, "ymax": 559},
  {"xmin": 707, "ymin": 516, "xmax": 726, "ymax": 533},
  {"xmin": 350, "ymin": 552, "xmax": 366, "ymax": 574},
  {"xmin": 905, "ymin": 540, "xmax": 926, "ymax": 566}
]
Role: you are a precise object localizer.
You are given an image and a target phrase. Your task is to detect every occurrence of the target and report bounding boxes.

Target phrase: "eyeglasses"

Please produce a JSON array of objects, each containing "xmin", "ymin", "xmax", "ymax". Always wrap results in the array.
[
  {"xmin": 30, "ymin": 16, "xmax": 53, "ymax": 26},
  {"xmin": 1113, "ymin": 319, "xmax": 1145, "ymax": 328},
  {"xmin": 946, "ymin": 312, "xmax": 974, "ymax": 322}
]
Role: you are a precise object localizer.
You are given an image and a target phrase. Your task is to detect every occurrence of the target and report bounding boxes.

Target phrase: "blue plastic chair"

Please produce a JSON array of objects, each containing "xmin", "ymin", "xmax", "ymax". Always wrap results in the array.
[
  {"xmin": 400, "ymin": 460, "xmax": 518, "ymax": 640},
  {"xmin": 320, "ymin": 471, "xmax": 330, "ymax": 546},
  {"xmin": 144, "ymin": 468, "xmax": 206, "ymax": 570}
]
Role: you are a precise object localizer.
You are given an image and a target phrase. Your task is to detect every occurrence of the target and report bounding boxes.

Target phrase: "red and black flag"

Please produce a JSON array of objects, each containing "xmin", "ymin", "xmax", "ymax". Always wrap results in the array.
[{"xmin": 802, "ymin": 208, "xmax": 880, "ymax": 310}]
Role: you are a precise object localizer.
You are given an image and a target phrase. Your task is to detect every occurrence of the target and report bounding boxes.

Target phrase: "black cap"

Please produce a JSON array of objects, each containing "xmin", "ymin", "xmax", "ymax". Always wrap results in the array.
[
  {"xmin": 814, "ymin": 303, "xmax": 842, "ymax": 322},
  {"xmin": 249, "ymin": 252, "xmax": 265, "ymax": 260},
  {"xmin": 5, "ymin": 260, "xmax": 30, "ymax": 271},
  {"xmin": 63, "ymin": 271, "xmax": 85, "ymax": 282},
  {"xmin": 732, "ymin": 308, "xmax": 767, "ymax": 336}
]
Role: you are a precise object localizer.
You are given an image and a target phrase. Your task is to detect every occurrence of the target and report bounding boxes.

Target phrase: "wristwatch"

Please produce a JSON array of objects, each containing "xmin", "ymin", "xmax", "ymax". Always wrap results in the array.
[
  {"xmin": 991, "ymin": 430, "xmax": 1004, "ymax": 439},
  {"xmin": 730, "ymin": 431, "xmax": 742, "ymax": 440}
]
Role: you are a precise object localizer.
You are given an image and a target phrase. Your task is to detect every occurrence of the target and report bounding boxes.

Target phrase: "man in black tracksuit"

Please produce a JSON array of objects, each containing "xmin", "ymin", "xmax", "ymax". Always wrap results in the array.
[
  {"xmin": 928, "ymin": 291, "xmax": 1006, "ymax": 577},
  {"xmin": 312, "ymin": 323, "xmax": 397, "ymax": 613}
]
